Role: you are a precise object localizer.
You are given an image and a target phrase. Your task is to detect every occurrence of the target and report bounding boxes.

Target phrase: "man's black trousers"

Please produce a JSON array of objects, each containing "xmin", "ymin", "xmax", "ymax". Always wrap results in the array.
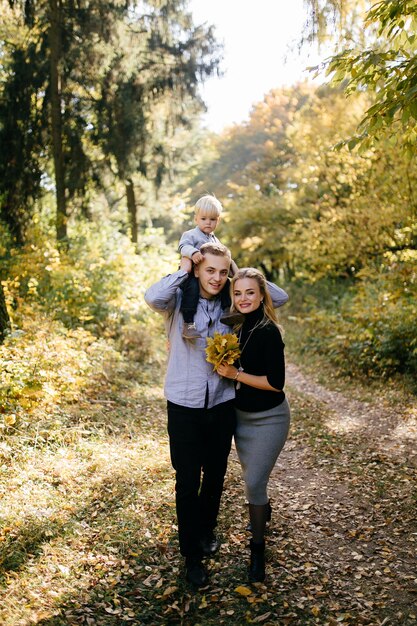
[{"xmin": 167, "ymin": 399, "xmax": 236, "ymax": 558}]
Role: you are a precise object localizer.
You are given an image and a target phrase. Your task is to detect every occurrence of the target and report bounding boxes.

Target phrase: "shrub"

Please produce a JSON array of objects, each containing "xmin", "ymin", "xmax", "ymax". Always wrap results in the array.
[
  {"xmin": 2, "ymin": 223, "xmax": 176, "ymax": 334},
  {"xmin": 287, "ymin": 260, "xmax": 417, "ymax": 383}
]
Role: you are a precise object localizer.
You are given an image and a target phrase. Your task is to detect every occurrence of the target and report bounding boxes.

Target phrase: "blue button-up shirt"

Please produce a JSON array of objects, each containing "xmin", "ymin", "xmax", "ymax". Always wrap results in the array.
[{"xmin": 144, "ymin": 269, "xmax": 289, "ymax": 409}]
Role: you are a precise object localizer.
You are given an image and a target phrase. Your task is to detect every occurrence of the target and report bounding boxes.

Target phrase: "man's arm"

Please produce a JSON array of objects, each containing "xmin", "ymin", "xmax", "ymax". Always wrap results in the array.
[
  {"xmin": 267, "ymin": 281, "xmax": 289, "ymax": 308},
  {"xmin": 144, "ymin": 268, "xmax": 189, "ymax": 313}
]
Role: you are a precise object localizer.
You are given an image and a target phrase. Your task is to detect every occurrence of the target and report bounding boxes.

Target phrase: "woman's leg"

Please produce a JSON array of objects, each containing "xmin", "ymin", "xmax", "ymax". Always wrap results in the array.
[{"xmin": 235, "ymin": 401, "xmax": 291, "ymax": 581}]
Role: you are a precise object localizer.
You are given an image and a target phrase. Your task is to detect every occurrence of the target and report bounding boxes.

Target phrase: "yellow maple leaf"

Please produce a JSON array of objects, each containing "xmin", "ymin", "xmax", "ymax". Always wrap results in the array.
[
  {"xmin": 235, "ymin": 585, "xmax": 252, "ymax": 596},
  {"xmin": 206, "ymin": 332, "xmax": 241, "ymax": 371}
]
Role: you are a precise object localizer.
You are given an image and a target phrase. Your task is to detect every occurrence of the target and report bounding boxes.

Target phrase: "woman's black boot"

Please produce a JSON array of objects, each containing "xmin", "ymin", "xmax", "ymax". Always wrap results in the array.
[
  {"xmin": 249, "ymin": 539, "xmax": 265, "ymax": 582},
  {"xmin": 246, "ymin": 500, "xmax": 272, "ymax": 531}
]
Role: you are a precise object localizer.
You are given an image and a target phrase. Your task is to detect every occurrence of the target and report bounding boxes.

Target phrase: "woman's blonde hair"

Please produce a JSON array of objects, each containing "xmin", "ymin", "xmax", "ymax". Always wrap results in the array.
[{"xmin": 231, "ymin": 267, "xmax": 280, "ymax": 329}]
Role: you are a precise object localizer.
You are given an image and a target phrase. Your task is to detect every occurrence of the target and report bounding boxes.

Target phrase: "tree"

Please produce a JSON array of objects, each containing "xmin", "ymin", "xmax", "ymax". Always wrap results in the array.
[
  {"xmin": 0, "ymin": 5, "xmax": 47, "ymax": 244},
  {"xmin": 48, "ymin": 0, "xmax": 66, "ymax": 241},
  {"xmin": 0, "ymin": 283, "xmax": 10, "ymax": 342},
  {"xmin": 1, "ymin": 0, "xmax": 221, "ymax": 244},
  {"xmin": 305, "ymin": 0, "xmax": 417, "ymax": 151},
  {"xmin": 94, "ymin": 4, "xmax": 220, "ymax": 246},
  {"xmin": 191, "ymin": 85, "xmax": 311, "ymax": 278},
  {"xmin": 2, "ymin": 0, "xmax": 130, "ymax": 242}
]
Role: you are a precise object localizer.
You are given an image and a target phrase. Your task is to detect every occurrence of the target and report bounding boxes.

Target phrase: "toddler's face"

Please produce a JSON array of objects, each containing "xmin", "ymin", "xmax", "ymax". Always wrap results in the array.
[{"xmin": 195, "ymin": 211, "xmax": 220, "ymax": 234}]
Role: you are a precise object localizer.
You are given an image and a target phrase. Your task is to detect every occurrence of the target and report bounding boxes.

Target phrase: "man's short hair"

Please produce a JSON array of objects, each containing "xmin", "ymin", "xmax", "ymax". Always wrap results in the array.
[{"xmin": 200, "ymin": 242, "xmax": 231, "ymax": 259}]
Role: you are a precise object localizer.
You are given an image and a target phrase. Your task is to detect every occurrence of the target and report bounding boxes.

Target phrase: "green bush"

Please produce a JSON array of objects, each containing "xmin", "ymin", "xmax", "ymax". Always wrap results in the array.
[
  {"xmin": 287, "ymin": 261, "xmax": 417, "ymax": 383},
  {"xmin": 2, "ymin": 223, "xmax": 176, "ymax": 333}
]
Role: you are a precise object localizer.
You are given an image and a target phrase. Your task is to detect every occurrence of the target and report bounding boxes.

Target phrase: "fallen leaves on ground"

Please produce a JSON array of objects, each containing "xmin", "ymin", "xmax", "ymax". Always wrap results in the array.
[{"xmin": 0, "ymin": 352, "xmax": 416, "ymax": 625}]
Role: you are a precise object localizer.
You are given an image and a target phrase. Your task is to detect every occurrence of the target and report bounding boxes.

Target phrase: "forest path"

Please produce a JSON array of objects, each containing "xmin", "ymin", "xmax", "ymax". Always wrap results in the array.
[
  {"xmin": 285, "ymin": 362, "xmax": 417, "ymax": 463},
  {"xmin": 239, "ymin": 362, "xmax": 417, "ymax": 625}
]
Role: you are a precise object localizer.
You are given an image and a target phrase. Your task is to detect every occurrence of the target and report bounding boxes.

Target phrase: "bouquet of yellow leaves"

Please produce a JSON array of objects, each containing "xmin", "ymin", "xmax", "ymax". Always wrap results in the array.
[{"xmin": 205, "ymin": 332, "xmax": 241, "ymax": 371}]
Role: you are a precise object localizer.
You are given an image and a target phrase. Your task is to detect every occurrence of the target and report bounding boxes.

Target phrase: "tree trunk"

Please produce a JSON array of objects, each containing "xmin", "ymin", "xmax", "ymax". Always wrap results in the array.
[
  {"xmin": 126, "ymin": 179, "xmax": 138, "ymax": 247},
  {"xmin": 0, "ymin": 283, "xmax": 10, "ymax": 343},
  {"xmin": 49, "ymin": 0, "xmax": 67, "ymax": 243}
]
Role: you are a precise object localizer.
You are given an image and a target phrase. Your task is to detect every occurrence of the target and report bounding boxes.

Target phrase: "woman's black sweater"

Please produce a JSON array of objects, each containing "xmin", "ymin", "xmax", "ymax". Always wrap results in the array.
[{"xmin": 235, "ymin": 306, "xmax": 286, "ymax": 412}]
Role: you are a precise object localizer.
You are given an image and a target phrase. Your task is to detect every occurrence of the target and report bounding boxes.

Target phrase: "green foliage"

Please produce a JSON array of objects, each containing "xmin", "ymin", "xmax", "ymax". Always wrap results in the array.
[
  {"xmin": 2, "ymin": 222, "xmax": 176, "ymax": 332},
  {"xmin": 311, "ymin": 0, "xmax": 417, "ymax": 150},
  {"xmin": 0, "ymin": 0, "xmax": 221, "ymax": 243},
  {"xmin": 290, "ymin": 260, "xmax": 417, "ymax": 383},
  {"xmin": 0, "ymin": 34, "xmax": 48, "ymax": 243}
]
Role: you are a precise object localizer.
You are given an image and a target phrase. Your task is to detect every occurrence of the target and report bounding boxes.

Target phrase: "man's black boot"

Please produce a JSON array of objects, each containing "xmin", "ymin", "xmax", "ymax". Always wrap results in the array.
[
  {"xmin": 199, "ymin": 532, "xmax": 220, "ymax": 557},
  {"xmin": 185, "ymin": 557, "xmax": 208, "ymax": 588}
]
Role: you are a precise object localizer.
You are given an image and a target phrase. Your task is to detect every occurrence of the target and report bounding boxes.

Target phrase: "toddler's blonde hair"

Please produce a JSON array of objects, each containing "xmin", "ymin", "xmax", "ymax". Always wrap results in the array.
[{"xmin": 194, "ymin": 194, "xmax": 223, "ymax": 218}]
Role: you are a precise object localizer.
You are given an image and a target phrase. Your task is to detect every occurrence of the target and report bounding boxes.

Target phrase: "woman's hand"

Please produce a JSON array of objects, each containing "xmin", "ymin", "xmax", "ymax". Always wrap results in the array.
[{"xmin": 217, "ymin": 363, "xmax": 239, "ymax": 379}]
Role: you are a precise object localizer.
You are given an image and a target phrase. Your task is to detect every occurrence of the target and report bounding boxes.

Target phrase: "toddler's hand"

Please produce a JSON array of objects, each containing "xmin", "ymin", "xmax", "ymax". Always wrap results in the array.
[{"xmin": 192, "ymin": 251, "xmax": 203, "ymax": 264}]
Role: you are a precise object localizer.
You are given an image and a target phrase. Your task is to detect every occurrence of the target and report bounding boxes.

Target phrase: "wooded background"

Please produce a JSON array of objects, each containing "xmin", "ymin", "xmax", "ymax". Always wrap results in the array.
[
  {"xmin": 1, "ymin": 0, "xmax": 416, "ymax": 386},
  {"xmin": 0, "ymin": 4, "xmax": 416, "ymax": 623}
]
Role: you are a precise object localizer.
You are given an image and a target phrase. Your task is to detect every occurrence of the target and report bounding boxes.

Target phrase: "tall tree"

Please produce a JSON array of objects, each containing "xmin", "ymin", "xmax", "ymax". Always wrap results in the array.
[
  {"xmin": 0, "ymin": 4, "xmax": 47, "ymax": 243},
  {"xmin": 1, "ymin": 0, "xmax": 220, "ymax": 244},
  {"xmin": 48, "ymin": 0, "xmax": 66, "ymax": 240},
  {"xmin": 0, "ymin": 283, "xmax": 10, "ymax": 342},
  {"xmin": 94, "ymin": 3, "xmax": 220, "ymax": 245}
]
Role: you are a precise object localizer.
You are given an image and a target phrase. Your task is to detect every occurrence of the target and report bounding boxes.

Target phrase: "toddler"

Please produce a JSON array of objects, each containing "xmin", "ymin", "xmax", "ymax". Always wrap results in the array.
[{"xmin": 179, "ymin": 194, "xmax": 241, "ymax": 339}]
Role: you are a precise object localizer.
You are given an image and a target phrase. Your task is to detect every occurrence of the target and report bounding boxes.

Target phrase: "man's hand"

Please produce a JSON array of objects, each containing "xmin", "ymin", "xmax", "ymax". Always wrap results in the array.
[{"xmin": 180, "ymin": 257, "xmax": 193, "ymax": 273}]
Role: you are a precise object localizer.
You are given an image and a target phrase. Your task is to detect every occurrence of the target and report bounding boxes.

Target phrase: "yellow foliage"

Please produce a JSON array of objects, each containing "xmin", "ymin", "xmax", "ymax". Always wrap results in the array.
[
  {"xmin": 235, "ymin": 585, "xmax": 252, "ymax": 596},
  {"xmin": 205, "ymin": 332, "xmax": 241, "ymax": 371}
]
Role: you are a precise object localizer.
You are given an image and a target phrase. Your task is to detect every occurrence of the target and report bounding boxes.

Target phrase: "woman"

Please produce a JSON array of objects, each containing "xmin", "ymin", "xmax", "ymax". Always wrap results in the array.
[{"xmin": 217, "ymin": 268, "xmax": 290, "ymax": 583}]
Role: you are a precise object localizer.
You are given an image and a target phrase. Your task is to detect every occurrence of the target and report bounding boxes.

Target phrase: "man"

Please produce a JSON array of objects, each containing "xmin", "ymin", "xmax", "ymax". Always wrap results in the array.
[{"xmin": 144, "ymin": 242, "xmax": 288, "ymax": 587}]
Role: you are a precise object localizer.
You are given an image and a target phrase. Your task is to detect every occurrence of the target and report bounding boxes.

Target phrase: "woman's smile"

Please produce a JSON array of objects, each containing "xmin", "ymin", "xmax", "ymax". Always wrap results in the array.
[{"xmin": 233, "ymin": 277, "xmax": 263, "ymax": 313}]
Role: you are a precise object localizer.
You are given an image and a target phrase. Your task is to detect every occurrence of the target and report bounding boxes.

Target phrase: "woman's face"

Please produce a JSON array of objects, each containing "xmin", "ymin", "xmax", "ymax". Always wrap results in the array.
[{"xmin": 233, "ymin": 277, "xmax": 263, "ymax": 314}]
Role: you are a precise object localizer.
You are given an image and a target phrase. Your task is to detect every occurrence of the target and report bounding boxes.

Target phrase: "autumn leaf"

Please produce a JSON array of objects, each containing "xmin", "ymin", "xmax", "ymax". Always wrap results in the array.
[
  {"xmin": 4, "ymin": 414, "xmax": 16, "ymax": 426},
  {"xmin": 253, "ymin": 613, "xmax": 272, "ymax": 623},
  {"xmin": 235, "ymin": 585, "xmax": 252, "ymax": 596},
  {"xmin": 205, "ymin": 332, "xmax": 241, "ymax": 371}
]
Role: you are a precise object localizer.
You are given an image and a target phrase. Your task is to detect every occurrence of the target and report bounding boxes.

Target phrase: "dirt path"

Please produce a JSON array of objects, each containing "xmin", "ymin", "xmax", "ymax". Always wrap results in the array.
[
  {"xmin": 237, "ymin": 363, "xmax": 417, "ymax": 625},
  {"xmin": 286, "ymin": 363, "xmax": 417, "ymax": 465}
]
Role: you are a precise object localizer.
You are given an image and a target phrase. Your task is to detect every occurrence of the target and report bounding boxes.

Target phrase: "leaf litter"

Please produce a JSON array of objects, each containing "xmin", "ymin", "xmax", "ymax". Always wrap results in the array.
[{"xmin": 0, "ymin": 356, "xmax": 415, "ymax": 625}]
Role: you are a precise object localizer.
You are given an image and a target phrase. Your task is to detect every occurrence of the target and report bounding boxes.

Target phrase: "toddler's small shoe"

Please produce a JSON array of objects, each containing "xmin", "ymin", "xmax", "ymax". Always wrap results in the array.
[
  {"xmin": 220, "ymin": 310, "xmax": 245, "ymax": 326},
  {"xmin": 182, "ymin": 322, "xmax": 201, "ymax": 339}
]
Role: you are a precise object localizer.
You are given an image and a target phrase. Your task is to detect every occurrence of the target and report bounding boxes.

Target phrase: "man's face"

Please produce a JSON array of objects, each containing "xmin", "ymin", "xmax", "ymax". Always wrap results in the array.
[{"xmin": 194, "ymin": 253, "xmax": 230, "ymax": 299}]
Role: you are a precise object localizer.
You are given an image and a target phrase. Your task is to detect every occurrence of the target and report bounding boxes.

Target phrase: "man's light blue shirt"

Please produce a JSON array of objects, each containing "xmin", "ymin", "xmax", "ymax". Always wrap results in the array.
[{"xmin": 144, "ymin": 270, "xmax": 289, "ymax": 409}]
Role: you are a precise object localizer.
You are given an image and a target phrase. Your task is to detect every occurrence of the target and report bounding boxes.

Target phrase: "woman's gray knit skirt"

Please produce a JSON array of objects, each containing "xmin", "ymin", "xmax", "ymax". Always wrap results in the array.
[{"xmin": 235, "ymin": 398, "xmax": 290, "ymax": 505}]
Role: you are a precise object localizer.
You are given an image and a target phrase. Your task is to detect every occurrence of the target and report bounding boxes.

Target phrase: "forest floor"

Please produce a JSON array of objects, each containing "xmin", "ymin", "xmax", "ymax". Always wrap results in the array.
[{"xmin": 0, "ymin": 344, "xmax": 416, "ymax": 626}]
